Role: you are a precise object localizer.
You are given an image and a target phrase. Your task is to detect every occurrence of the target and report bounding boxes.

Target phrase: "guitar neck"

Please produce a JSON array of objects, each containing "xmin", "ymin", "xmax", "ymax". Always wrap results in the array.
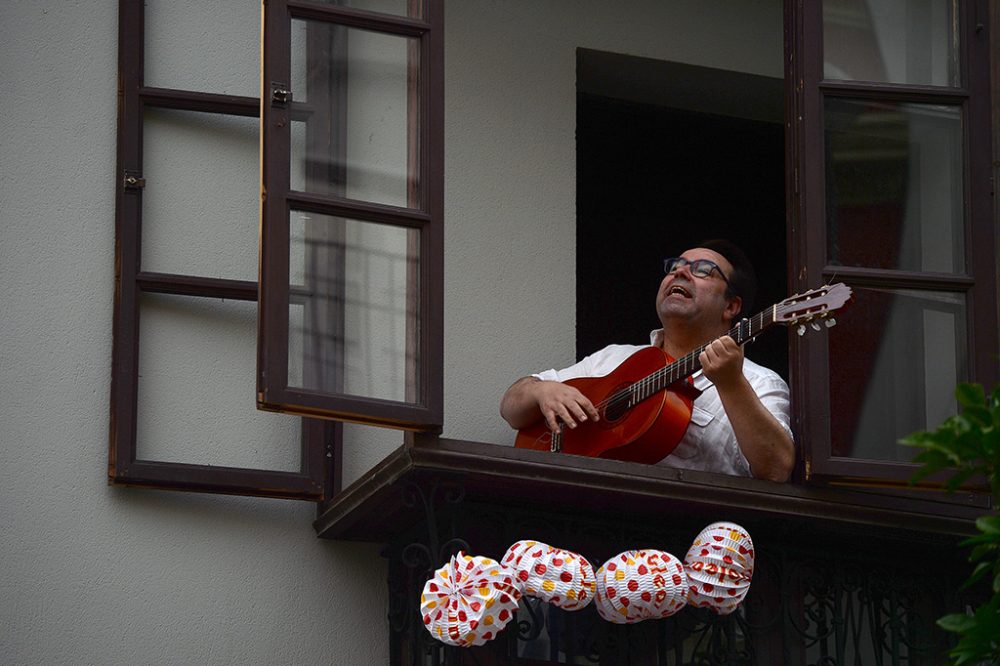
[{"xmin": 641, "ymin": 308, "xmax": 778, "ymax": 397}]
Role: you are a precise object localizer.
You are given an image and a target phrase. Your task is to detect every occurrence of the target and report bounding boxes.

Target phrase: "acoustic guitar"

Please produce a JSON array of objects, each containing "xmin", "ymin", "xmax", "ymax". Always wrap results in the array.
[{"xmin": 514, "ymin": 283, "xmax": 853, "ymax": 464}]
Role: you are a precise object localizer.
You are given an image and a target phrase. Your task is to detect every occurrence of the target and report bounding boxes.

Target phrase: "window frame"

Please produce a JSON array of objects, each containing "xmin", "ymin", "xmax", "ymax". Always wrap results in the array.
[
  {"xmin": 257, "ymin": 0, "xmax": 444, "ymax": 431},
  {"xmin": 787, "ymin": 0, "xmax": 999, "ymax": 484},
  {"xmin": 109, "ymin": 0, "xmax": 338, "ymax": 500}
]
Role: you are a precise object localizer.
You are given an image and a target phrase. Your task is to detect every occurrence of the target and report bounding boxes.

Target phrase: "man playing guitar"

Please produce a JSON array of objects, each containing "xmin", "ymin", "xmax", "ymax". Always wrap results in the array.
[{"xmin": 499, "ymin": 240, "xmax": 795, "ymax": 482}]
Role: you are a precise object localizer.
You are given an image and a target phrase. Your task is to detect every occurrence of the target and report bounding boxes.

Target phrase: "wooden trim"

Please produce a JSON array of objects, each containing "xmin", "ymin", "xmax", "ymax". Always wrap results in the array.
[
  {"xmin": 140, "ymin": 87, "xmax": 260, "ymax": 117},
  {"xmin": 287, "ymin": 0, "xmax": 430, "ymax": 35},
  {"xmin": 287, "ymin": 190, "xmax": 432, "ymax": 224},
  {"xmin": 313, "ymin": 437, "xmax": 984, "ymax": 542},
  {"xmin": 819, "ymin": 266, "xmax": 976, "ymax": 289},
  {"xmin": 137, "ymin": 272, "xmax": 258, "ymax": 301}
]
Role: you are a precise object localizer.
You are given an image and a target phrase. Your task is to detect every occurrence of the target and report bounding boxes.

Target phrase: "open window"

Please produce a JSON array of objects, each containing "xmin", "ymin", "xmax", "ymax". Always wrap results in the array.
[
  {"xmin": 789, "ymin": 0, "xmax": 998, "ymax": 484},
  {"xmin": 258, "ymin": 1, "xmax": 443, "ymax": 431}
]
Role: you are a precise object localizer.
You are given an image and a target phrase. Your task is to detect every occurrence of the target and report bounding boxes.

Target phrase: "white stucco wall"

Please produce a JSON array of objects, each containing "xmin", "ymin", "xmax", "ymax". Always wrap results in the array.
[{"xmin": 1, "ymin": 1, "xmax": 779, "ymax": 664}]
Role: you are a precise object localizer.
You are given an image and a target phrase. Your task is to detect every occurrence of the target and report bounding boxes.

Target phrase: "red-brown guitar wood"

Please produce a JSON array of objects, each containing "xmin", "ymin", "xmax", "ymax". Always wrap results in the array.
[{"xmin": 514, "ymin": 347, "xmax": 700, "ymax": 464}]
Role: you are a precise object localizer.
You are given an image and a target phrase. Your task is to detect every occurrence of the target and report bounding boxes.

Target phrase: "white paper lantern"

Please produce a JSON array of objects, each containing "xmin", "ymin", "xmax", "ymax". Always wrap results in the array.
[
  {"xmin": 420, "ymin": 552, "xmax": 523, "ymax": 647},
  {"xmin": 595, "ymin": 549, "xmax": 689, "ymax": 623}
]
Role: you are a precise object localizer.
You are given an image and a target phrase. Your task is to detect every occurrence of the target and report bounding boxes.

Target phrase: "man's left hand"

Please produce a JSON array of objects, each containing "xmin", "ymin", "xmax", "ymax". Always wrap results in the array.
[{"xmin": 699, "ymin": 336, "xmax": 744, "ymax": 390}]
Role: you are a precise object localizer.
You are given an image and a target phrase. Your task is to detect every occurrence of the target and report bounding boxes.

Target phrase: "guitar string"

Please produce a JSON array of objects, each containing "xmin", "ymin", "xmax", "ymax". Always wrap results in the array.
[{"xmin": 592, "ymin": 309, "xmax": 773, "ymax": 416}]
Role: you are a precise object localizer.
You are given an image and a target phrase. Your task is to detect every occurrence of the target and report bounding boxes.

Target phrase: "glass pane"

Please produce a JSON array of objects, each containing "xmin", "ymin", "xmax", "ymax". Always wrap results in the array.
[
  {"xmin": 144, "ymin": 0, "xmax": 259, "ymax": 97},
  {"xmin": 825, "ymin": 99, "xmax": 964, "ymax": 273},
  {"xmin": 287, "ymin": 210, "xmax": 419, "ymax": 403},
  {"xmin": 823, "ymin": 0, "xmax": 959, "ymax": 87},
  {"xmin": 290, "ymin": 19, "xmax": 418, "ymax": 208},
  {"xmin": 828, "ymin": 287, "xmax": 967, "ymax": 461},
  {"xmin": 307, "ymin": 0, "xmax": 422, "ymax": 19},
  {"xmin": 142, "ymin": 108, "xmax": 259, "ymax": 281},
  {"xmin": 137, "ymin": 294, "xmax": 300, "ymax": 471}
]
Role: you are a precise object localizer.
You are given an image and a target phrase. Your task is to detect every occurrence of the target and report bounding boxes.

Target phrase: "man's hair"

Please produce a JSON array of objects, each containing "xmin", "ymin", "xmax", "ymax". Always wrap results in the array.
[{"xmin": 697, "ymin": 239, "xmax": 757, "ymax": 320}]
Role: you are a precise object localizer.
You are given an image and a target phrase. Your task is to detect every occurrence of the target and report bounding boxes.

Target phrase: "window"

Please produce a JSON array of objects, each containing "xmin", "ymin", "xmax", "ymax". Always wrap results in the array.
[
  {"xmin": 789, "ymin": 0, "xmax": 998, "ymax": 483},
  {"xmin": 111, "ymin": 0, "xmax": 442, "ymax": 498},
  {"xmin": 257, "ymin": 0, "xmax": 444, "ymax": 430}
]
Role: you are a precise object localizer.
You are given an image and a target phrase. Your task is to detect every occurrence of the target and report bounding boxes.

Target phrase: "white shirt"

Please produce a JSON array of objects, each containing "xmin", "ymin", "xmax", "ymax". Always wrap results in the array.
[{"xmin": 532, "ymin": 330, "xmax": 793, "ymax": 477}]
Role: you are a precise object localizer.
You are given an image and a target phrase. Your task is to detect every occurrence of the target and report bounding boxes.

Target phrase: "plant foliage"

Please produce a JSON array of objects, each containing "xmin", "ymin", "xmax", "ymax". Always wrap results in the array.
[{"xmin": 902, "ymin": 383, "xmax": 1000, "ymax": 665}]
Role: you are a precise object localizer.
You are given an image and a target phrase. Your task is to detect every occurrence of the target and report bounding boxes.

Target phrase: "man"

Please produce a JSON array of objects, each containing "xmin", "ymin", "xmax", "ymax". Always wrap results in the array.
[{"xmin": 499, "ymin": 240, "xmax": 794, "ymax": 482}]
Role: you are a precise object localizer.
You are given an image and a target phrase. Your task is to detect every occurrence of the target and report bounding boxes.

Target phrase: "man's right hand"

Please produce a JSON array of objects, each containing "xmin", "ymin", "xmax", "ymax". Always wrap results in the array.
[
  {"xmin": 499, "ymin": 377, "xmax": 600, "ymax": 432},
  {"xmin": 533, "ymin": 380, "xmax": 600, "ymax": 432}
]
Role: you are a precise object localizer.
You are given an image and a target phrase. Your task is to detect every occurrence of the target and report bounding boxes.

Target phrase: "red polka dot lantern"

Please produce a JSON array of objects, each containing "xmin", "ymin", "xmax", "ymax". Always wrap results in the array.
[
  {"xmin": 594, "ymin": 549, "xmax": 688, "ymax": 623},
  {"xmin": 502, "ymin": 540, "xmax": 596, "ymax": 610},
  {"xmin": 420, "ymin": 552, "xmax": 523, "ymax": 647},
  {"xmin": 419, "ymin": 521, "xmax": 755, "ymax": 646},
  {"xmin": 683, "ymin": 522, "xmax": 754, "ymax": 615}
]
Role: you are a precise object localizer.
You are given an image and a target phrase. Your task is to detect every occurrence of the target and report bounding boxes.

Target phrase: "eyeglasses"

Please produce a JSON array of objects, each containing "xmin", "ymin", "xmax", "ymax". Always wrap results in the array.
[{"xmin": 663, "ymin": 257, "xmax": 730, "ymax": 284}]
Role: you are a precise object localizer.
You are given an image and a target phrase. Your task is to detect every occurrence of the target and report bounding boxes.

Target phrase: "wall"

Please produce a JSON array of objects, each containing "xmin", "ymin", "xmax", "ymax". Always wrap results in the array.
[
  {"xmin": 0, "ymin": 2, "xmax": 388, "ymax": 664},
  {"xmin": 0, "ymin": 0, "xmax": 779, "ymax": 664}
]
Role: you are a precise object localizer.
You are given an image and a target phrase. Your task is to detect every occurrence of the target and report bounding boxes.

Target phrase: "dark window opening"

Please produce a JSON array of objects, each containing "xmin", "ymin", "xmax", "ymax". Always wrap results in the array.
[{"xmin": 576, "ymin": 53, "xmax": 787, "ymax": 381}]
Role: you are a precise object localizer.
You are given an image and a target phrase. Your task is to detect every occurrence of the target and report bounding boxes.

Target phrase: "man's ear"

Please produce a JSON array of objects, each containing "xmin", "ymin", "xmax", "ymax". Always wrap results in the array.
[{"xmin": 724, "ymin": 296, "xmax": 743, "ymax": 323}]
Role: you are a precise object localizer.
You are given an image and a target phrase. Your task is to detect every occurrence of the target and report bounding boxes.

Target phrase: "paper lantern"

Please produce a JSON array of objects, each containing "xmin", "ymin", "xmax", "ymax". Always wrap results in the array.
[
  {"xmin": 595, "ymin": 549, "xmax": 689, "ymax": 624},
  {"xmin": 683, "ymin": 522, "xmax": 754, "ymax": 615},
  {"xmin": 420, "ymin": 552, "xmax": 523, "ymax": 647},
  {"xmin": 502, "ymin": 540, "xmax": 596, "ymax": 610}
]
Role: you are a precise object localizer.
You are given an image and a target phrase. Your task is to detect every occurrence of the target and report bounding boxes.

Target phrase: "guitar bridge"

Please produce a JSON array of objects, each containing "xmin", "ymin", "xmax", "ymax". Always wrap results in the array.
[{"xmin": 550, "ymin": 427, "xmax": 563, "ymax": 453}]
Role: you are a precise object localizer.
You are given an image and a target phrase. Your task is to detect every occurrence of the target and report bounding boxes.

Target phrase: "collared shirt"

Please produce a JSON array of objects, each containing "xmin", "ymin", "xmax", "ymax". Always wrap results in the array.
[{"xmin": 532, "ymin": 330, "xmax": 792, "ymax": 477}]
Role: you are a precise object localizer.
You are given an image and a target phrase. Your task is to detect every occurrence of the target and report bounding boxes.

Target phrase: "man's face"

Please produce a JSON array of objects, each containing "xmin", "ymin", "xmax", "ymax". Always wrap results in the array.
[{"xmin": 656, "ymin": 248, "xmax": 739, "ymax": 329}]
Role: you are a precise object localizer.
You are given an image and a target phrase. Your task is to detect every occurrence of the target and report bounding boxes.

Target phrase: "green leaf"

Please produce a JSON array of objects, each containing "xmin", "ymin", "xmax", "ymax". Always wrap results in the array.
[
  {"xmin": 938, "ymin": 612, "xmax": 977, "ymax": 633},
  {"xmin": 976, "ymin": 515, "xmax": 1000, "ymax": 535},
  {"xmin": 960, "ymin": 561, "xmax": 992, "ymax": 590},
  {"xmin": 957, "ymin": 383, "xmax": 987, "ymax": 408}
]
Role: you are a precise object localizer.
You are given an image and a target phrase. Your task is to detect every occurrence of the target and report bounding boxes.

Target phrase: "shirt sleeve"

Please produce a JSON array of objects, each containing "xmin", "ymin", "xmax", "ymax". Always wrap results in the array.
[
  {"xmin": 531, "ymin": 344, "xmax": 646, "ymax": 382},
  {"xmin": 750, "ymin": 374, "xmax": 793, "ymax": 440}
]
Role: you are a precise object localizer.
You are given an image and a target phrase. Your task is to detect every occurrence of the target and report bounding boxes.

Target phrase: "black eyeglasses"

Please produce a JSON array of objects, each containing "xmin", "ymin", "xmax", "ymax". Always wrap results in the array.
[{"xmin": 663, "ymin": 257, "xmax": 730, "ymax": 284}]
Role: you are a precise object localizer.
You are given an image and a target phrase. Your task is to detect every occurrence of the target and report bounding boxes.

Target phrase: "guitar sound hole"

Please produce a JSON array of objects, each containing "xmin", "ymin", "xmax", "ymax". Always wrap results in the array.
[{"xmin": 602, "ymin": 393, "xmax": 631, "ymax": 423}]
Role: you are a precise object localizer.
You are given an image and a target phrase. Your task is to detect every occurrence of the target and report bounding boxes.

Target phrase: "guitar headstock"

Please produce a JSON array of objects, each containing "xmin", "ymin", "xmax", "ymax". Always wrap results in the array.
[{"xmin": 774, "ymin": 283, "xmax": 853, "ymax": 334}]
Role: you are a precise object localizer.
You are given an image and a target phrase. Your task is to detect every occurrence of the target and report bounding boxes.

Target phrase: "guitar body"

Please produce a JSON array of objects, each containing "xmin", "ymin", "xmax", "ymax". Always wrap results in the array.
[{"xmin": 514, "ymin": 346, "xmax": 698, "ymax": 464}]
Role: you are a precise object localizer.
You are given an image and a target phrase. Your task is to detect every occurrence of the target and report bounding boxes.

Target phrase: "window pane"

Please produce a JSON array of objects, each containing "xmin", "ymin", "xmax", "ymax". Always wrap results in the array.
[
  {"xmin": 144, "ymin": 0, "xmax": 259, "ymax": 97},
  {"xmin": 823, "ymin": 0, "xmax": 959, "ymax": 87},
  {"xmin": 825, "ymin": 99, "xmax": 963, "ymax": 273},
  {"xmin": 142, "ymin": 108, "xmax": 259, "ymax": 281},
  {"xmin": 828, "ymin": 287, "xmax": 967, "ymax": 461},
  {"xmin": 138, "ymin": 294, "xmax": 301, "ymax": 471},
  {"xmin": 290, "ymin": 19, "xmax": 418, "ymax": 208},
  {"xmin": 287, "ymin": 211, "xmax": 419, "ymax": 403}
]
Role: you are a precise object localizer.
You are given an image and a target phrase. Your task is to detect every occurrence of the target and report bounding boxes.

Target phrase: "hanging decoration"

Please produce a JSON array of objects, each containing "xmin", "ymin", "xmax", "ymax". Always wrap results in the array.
[{"xmin": 419, "ymin": 521, "xmax": 755, "ymax": 647}]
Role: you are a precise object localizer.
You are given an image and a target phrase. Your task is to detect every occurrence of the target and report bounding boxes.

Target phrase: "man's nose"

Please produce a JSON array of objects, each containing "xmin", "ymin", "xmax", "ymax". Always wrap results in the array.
[{"xmin": 673, "ymin": 262, "xmax": 695, "ymax": 279}]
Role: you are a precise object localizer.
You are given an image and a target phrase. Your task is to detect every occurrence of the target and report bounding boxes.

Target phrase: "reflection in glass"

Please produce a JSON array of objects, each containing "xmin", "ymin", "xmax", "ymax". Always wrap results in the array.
[
  {"xmin": 828, "ymin": 287, "xmax": 966, "ymax": 461},
  {"xmin": 825, "ymin": 99, "xmax": 963, "ymax": 273},
  {"xmin": 287, "ymin": 211, "xmax": 419, "ymax": 404},
  {"xmin": 823, "ymin": 0, "xmax": 959, "ymax": 86},
  {"xmin": 290, "ymin": 19, "xmax": 418, "ymax": 208}
]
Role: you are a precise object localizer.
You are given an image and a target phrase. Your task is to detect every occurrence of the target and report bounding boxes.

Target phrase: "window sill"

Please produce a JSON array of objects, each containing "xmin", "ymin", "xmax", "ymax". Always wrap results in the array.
[{"xmin": 314, "ymin": 434, "xmax": 983, "ymax": 543}]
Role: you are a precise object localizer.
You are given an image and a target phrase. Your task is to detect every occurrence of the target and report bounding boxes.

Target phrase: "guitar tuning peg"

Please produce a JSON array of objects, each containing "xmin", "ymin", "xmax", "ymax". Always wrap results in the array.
[
  {"xmin": 810, "ymin": 321, "xmax": 822, "ymax": 331},
  {"xmin": 796, "ymin": 324, "xmax": 806, "ymax": 336},
  {"xmin": 825, "ymin": 317, "xmax": 836, "ymax": 328}
]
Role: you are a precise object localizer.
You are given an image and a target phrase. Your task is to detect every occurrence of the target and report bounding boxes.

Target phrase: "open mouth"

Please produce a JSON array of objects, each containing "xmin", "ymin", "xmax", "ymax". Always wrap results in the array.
[{"xmin": 667, "ymin": 284, "xmax": 692, "ymax": 298}]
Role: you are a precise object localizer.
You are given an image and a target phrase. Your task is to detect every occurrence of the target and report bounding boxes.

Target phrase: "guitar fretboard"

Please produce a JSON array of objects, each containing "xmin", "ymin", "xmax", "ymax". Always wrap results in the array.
[{"xmin": 623, "ymin": 308, "xmax": 777, "ymax": 408}]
